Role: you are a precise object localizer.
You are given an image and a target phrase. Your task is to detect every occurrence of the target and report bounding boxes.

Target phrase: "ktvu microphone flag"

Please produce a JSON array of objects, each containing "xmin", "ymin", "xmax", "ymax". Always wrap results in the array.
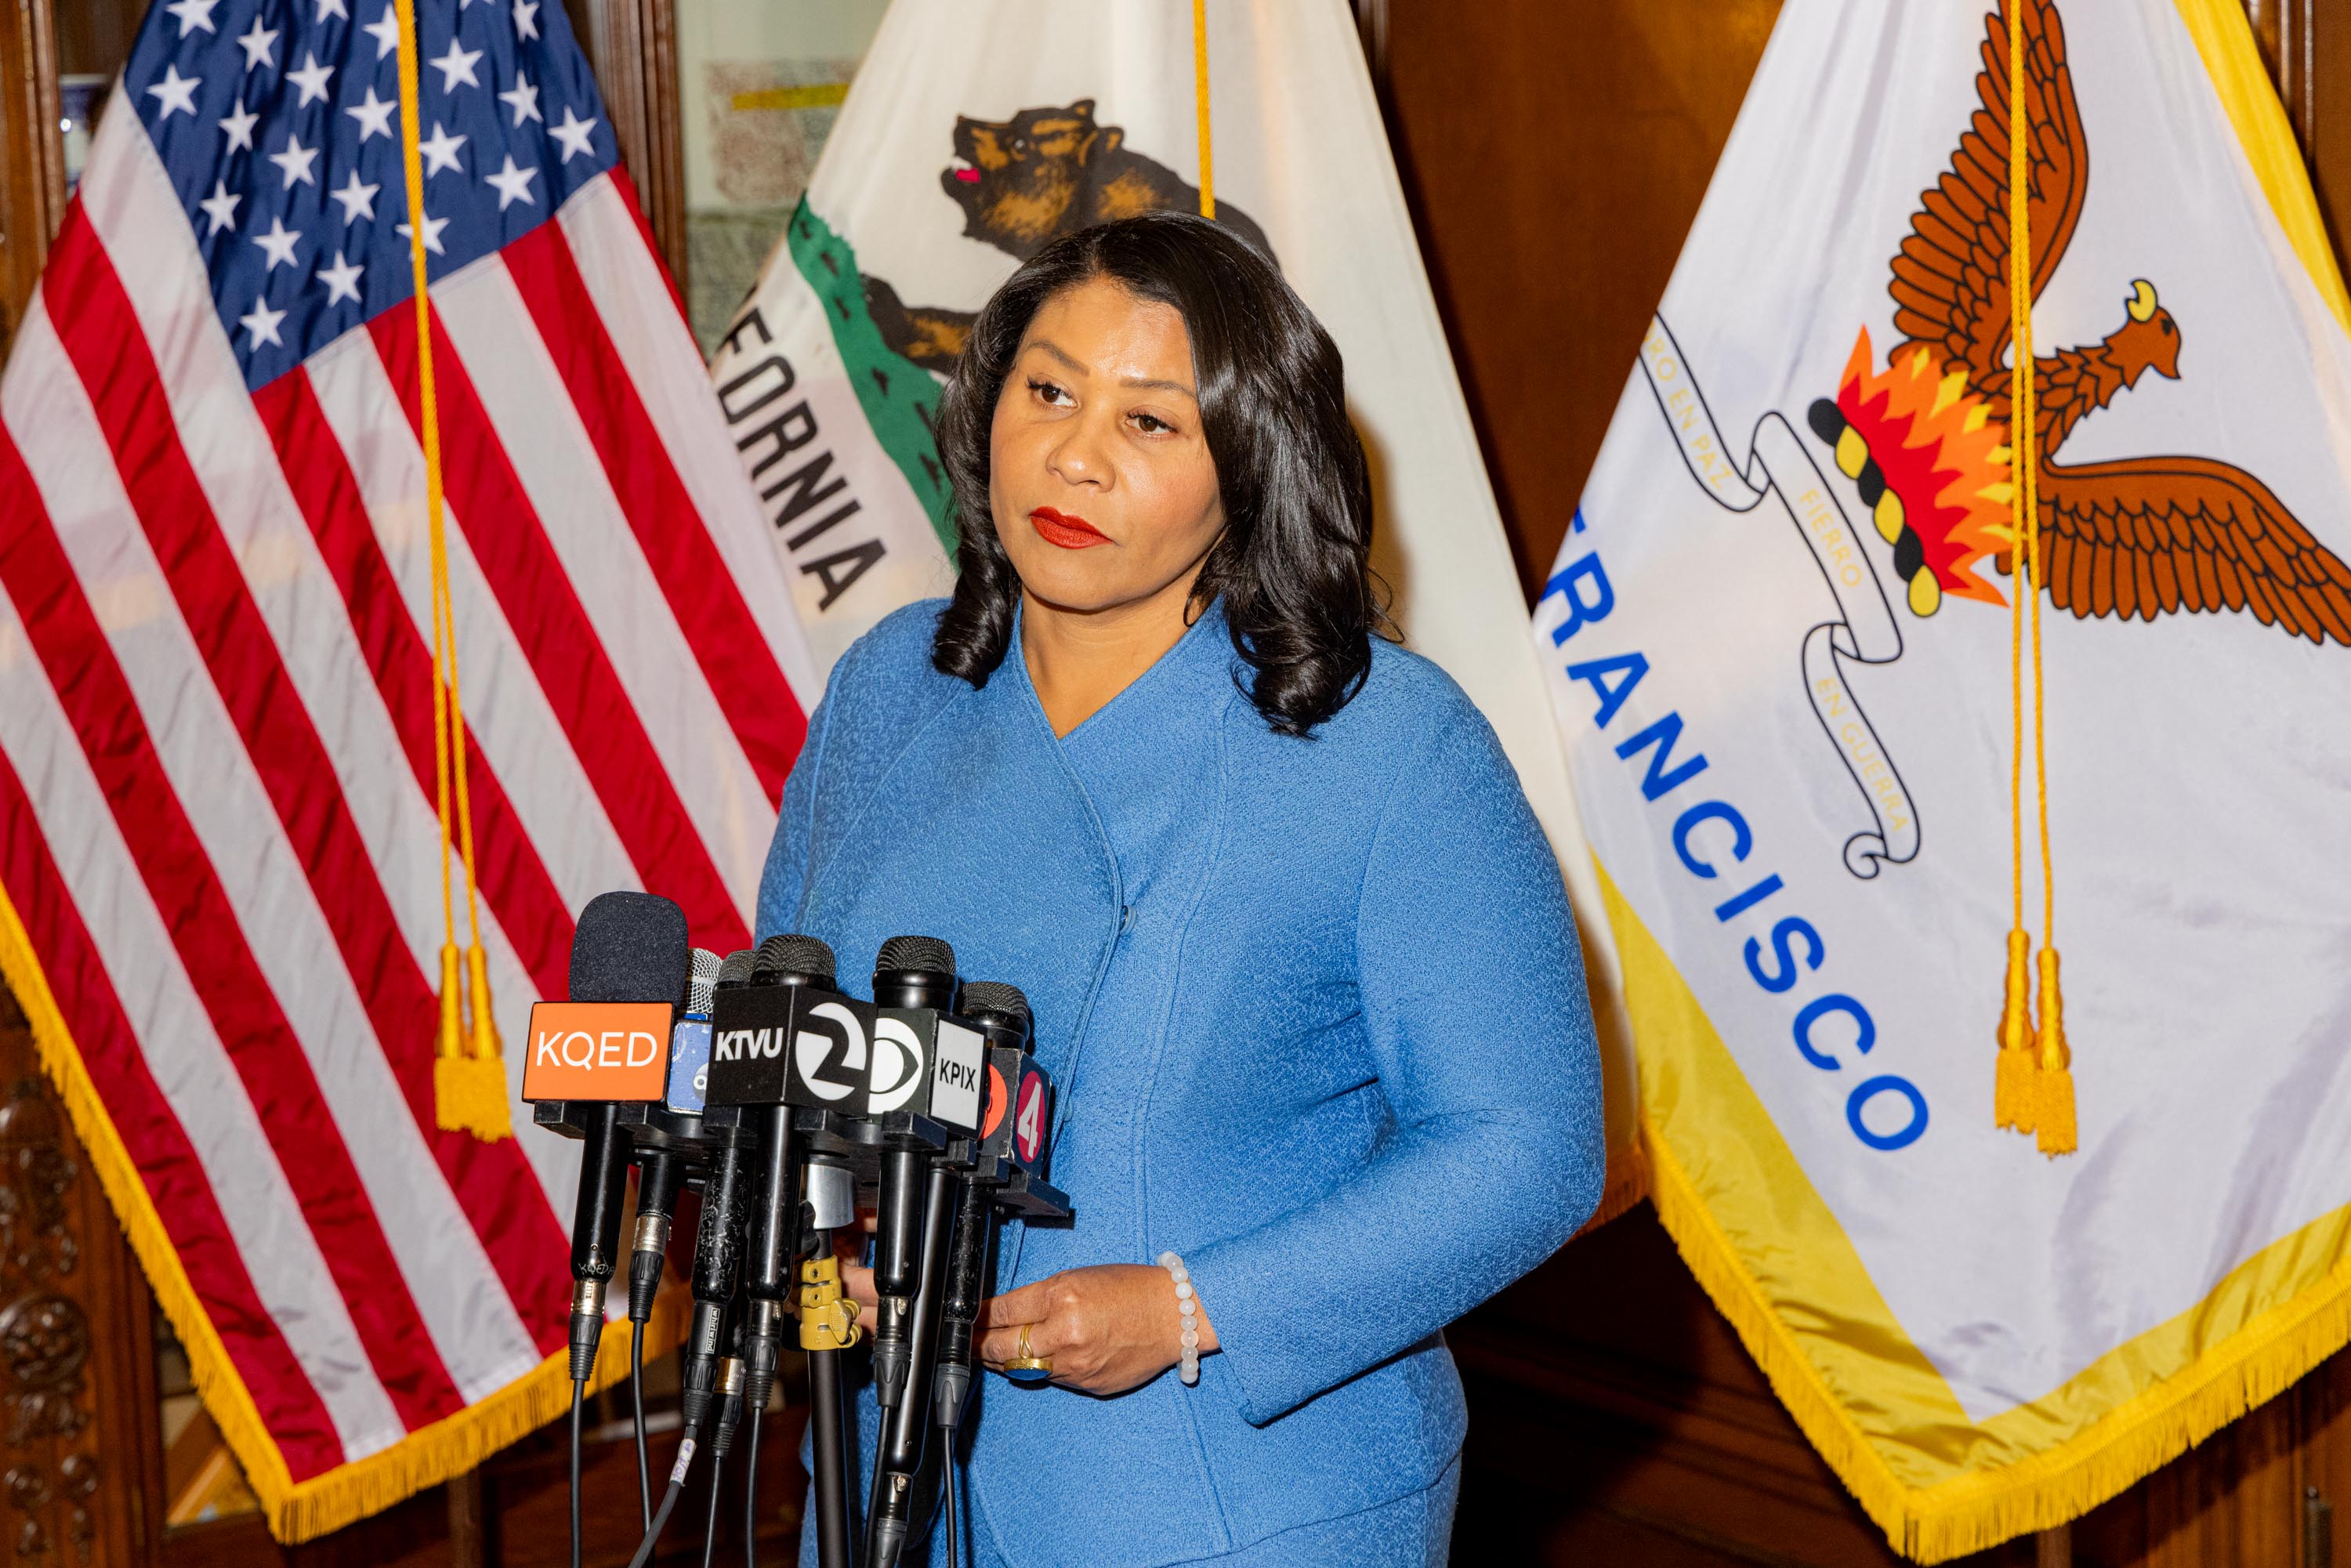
[
  {"xmin": 0, "ymin": 0, "xmax": 814, "ymax": 1541},
  {"xmin": 712, "ymin": 0, "xmax": 1640, "ymax": 1198},
  {"xmin": 1539, "ymin": 0, "xmax": 2351, "ymax": 1557}
]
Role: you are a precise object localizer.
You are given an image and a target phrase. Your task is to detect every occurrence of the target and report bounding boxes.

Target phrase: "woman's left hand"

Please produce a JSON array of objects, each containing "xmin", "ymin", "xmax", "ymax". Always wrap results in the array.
[{"xmin": 975, "ymin": 1266, "xmax": 1217, "ymax": 1396}]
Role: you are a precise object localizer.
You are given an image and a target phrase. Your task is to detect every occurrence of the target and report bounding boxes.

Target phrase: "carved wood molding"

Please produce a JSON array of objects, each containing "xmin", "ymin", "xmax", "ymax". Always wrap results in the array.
[{"xmin": 0, "ymin": 987, "xmax": 162, "ymax": 1568}]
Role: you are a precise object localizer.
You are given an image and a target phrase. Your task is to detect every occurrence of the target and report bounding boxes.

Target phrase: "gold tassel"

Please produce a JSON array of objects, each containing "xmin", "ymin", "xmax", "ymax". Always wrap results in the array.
[
  {"xmin": 433, "ymin": 1057, "xmax": 511, "ymax": 1143},
  {"xmin": 432, "ymin": 943, "xmax": 510, "ymax": 1140},
  {"xmin": 2034, "ymin": 946, "xmax": 2076, "ymax": 1157},
  {"xmin": 458, "ymin": 944, "xmax": 512, "ymax": 1141},
  {"xmin": 1995, "ymin": 928, "xmax": 2037, "ymax": 1133}
]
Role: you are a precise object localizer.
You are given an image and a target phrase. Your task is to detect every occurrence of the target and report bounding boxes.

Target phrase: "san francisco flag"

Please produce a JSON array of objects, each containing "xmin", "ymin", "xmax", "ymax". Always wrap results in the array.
[
  {"xmin": 712, "ymin": 0, "xmax": 1642, "ymax": 1205},
  {"xmin": 1539, "ymin": 0, "xmax": 2351, "ymax": 1558}
]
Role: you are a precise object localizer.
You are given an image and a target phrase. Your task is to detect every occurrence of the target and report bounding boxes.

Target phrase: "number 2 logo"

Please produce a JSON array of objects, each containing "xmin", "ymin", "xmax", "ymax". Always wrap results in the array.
[{"xmin": 795, "ymin": 1001, "xmax": 867, "ymax": 1103}]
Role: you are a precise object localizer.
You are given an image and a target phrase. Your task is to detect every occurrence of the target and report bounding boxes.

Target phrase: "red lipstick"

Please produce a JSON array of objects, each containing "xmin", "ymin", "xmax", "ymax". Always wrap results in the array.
[{"xmin": 1031, "ymin": 507, "xmax": 1109, "ymax": 549}]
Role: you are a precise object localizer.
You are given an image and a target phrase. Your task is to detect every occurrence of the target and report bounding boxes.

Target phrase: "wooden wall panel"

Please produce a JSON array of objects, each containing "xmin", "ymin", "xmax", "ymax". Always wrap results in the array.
[
  {"xmin": 0, "ymin": 986, "xmax": 165, "ymax": 1566},
  {"xmin": 1381, "ymin": 0, "xmax": 1782, "ymax": 598}
]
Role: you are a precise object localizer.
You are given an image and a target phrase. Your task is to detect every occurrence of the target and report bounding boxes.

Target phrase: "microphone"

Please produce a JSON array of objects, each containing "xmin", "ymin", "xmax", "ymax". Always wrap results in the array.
[
  {"xmin": 523, "ymin": 890, "xmax": 689, "ymax": 1382},
  {"xmin": 869, "ymin": 938, "xmax": 1005, "ymax": 1568},
  {"xmin": 704, "ymin": 934, "xmax": 870, "ymax": 1568},
  {"xmin": 867, "ymin": 936, "xmax": 959, "ymax": 1425},
  {"xmin": 626, "ymin": 946, "xmax": 725, "ymax": 1326},
  {"xmin": 736, "ymin": 935, "xmax": 835, "ymax": 1417},
  {"xmin": 932, "ymin": 980, "xmax": 1031, "ymax": 1436}
]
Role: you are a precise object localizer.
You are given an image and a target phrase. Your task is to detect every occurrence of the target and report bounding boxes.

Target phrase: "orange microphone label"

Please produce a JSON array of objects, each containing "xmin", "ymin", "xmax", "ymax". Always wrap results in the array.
[{"xmin": 521, "ymin": 1001, "xmax": 673, "ymax": 1103}]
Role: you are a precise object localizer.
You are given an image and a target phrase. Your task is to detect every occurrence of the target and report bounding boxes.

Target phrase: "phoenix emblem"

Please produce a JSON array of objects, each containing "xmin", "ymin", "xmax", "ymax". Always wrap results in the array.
[{"xmin": 1809, "ymin": 0, "xmax": 2351, "ymax": 643}]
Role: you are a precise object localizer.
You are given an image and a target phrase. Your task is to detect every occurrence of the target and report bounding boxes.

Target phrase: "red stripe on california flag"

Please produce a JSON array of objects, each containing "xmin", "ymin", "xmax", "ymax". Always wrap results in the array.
[
  {"xmin": 258, "ymin": 368, "xmax": 574, "ymax": 1353},
  {"xmin": 46, "ymin": 218, "xmax": 571, "ymax": 1363},
  {"xmin": 503, "ymin": 222, "xmax": 806, "ymax": 808},
  {"xmin": 0, "ymin": 430, "xmax": 349, "ymax": 1482},
  {"xmin": 0, "ymin": 276, "xmax": 466, "ymax": 1439},
  {"xmin": 367, "ymin": 306, "xmax": 753, "ymax": 952}
]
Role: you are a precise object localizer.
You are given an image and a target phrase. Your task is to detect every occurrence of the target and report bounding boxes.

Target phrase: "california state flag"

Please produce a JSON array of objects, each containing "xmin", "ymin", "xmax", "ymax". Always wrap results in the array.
[
  {"xmin": 712, "ymin": 0, "xmax": 1640, "ymax": 1190},
  {"xmin": 1538, "ymin": 0, "xmax": 2351, "ymax": 1557}
]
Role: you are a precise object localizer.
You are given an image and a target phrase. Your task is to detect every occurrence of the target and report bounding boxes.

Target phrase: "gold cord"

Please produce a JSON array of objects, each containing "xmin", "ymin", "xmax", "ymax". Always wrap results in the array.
[
  {"xmin": 1193, "ymin": 0, "xmax": 1215, "ymax": 219},
  {"xmin": 1998, "ymin": 1, "xmax": 2072, "ymax": 1155},
  {"xmin": 396, "ymin": 0, "xmax": 506, "ymax": 1139}
]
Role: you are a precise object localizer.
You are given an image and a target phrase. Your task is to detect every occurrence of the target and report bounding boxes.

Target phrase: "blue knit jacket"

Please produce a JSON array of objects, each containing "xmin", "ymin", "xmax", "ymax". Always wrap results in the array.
[{"xmin": 757, "ymin": 599, "xmax": 1603, "ymax": 1567}]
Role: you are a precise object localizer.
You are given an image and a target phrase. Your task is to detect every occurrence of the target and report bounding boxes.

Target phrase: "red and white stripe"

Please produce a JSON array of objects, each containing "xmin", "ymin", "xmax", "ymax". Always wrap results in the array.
[{"xmin": 0, "ymin": 103, "xmax": 811, "ymax": 1482}]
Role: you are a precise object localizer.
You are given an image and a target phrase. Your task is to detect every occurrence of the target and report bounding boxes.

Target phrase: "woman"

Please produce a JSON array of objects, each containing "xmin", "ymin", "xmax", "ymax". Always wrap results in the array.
[{"xmin": 758, "ymin": 212, "xmax": 1603, "ymax": 1567}]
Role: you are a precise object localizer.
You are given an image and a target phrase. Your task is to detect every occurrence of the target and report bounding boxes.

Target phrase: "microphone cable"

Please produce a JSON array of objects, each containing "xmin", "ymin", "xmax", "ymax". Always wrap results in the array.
[
  {"xmin": 629, "ymin": 1320, "xmax": 650, "ymax": 1531},
  {"xmin": 699, "ymin": 1454, "xmax": 724, "ymax": 1568},
  {"xmin": 942, "ymin": 1430, "xmax": 962, "ymax": 1568},
  {"xmin": 741, "ymin": 1399, "xmax": 763, "ymax": 1568},
  {"xmin": 568, "ymin": 1377, "xmax": 586, "ymax": 1568},
  {"xmin": 625, "ymin": 1424, "xmax": 701, "ymax": 1568},
  {"xmin": 698, "ymin": 1350, "xmax": 748, "ymax": 1568}
]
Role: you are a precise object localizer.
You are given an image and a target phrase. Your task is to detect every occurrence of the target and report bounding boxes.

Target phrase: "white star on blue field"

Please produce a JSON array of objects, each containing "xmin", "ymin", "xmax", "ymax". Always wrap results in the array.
[{"xmin": 129, "ymin": 0, "xmax": 616, "ymax": 389}]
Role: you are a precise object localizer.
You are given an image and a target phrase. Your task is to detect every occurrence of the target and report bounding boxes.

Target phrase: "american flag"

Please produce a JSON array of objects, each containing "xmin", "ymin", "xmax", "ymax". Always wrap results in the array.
[{"xmin": 0, "ymin": 0, "xmax": 815, "ymax": 1536}]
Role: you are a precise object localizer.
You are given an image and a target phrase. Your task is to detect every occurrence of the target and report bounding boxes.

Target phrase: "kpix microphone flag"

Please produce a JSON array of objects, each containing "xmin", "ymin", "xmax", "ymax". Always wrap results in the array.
[
  {"xmin": 1538, "ymin": 0, "xmax": 2351, "ymax": 1558},
  {"xmin": 0, "ymin": 0, "xmax": 812, "ymax": 1541},
  {"xmin": 712, "ymin": 0, "xmax": 1640, "ymax": 1213}
]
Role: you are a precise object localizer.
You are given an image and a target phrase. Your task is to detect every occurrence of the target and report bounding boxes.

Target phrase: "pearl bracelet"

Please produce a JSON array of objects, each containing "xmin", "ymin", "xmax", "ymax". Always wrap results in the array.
[{"xmin": 1156, "ymin": 1251, "xmax": 1201, "ymax": 1385}]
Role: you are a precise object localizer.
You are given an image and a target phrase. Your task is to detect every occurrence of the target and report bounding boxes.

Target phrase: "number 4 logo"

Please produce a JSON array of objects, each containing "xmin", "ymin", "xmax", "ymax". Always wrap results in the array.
[{"xmin": 1014, "ymin": 1070, "xmax": 1045, "ymax": 1165}]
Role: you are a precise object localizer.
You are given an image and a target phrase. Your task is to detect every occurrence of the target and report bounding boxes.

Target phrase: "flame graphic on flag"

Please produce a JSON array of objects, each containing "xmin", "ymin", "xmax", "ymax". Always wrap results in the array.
[{"xmin": 1826, "ymin": 330, "xmax": 2014, "ymax": 610}]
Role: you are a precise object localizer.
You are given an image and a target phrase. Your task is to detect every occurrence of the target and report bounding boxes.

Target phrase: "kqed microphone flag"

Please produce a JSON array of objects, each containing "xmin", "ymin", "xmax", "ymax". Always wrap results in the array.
[
  {"xmin": 714, "ymin": 0, "xmax": 1643, "ymax": 1209},
  {"xmin": 1538, "ymin": 0, "xmax": 2351, "ymax": 1557}
]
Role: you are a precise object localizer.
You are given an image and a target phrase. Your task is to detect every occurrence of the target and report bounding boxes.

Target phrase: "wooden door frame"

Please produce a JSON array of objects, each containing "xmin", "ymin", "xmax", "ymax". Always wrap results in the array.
[
  {"xmin": 564, "ymin": 0, "xmax": 688, "ymax": 292},
  {"xmin": 0, "ymin": 0, "xmax": 63, "ymax": 360}
]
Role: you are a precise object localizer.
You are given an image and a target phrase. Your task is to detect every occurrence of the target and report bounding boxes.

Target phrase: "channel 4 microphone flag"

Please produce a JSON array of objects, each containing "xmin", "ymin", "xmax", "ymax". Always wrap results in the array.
[
  {"xmin": 0, "ymin": 0, "xmax": 816, "ymax": 1541},
  {"xmin": 710, "ymin": 0, "xmax": 1642, "ymax": 1215},
  {"xmin": 1539, "ymin": 0, "xmax": 2351, "ymax": 1558}
]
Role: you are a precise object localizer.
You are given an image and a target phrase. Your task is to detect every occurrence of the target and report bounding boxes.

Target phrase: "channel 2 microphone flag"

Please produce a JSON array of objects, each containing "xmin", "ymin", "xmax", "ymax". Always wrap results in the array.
[
  {"xmin": 710, "ymin": 0, "xmax": 1643, "ymax": 1214},
  {"xmin": 1538, "ymin": 0, "xmax": 2351, "ymax": 1558},
  {"xmin": 0, "ymin": 0, "xmax": 817, "ymax": 1542}
]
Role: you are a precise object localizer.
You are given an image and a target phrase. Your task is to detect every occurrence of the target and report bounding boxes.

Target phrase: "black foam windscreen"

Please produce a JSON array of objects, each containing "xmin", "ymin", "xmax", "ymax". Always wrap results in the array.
[
  {"xmin": 958, "ymin": 981, "xmax": 1030, "ymax": 1026},
  {"xmin": 715, "ymin": 948, "xmax": 756, "ymax": 987},
  {"xmin": 875, "ymin": 935, "xmax": 955, "ymax": 979},
  {"xmin": 567, "ymin": 891, "xmax": 690, "ymax": 1005},
  {"xmin": 755, "ymin": 932, "xmax": 836, "ymax": 982}
]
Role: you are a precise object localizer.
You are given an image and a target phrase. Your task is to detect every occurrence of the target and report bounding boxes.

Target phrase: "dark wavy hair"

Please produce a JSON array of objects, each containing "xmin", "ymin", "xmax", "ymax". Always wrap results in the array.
[{"xmin": 929, "ymin": 211, "xmax": 1387, "ymax": 737}]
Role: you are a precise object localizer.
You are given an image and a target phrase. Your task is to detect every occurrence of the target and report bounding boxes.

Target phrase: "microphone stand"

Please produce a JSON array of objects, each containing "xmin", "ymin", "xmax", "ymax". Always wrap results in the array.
[{"xmin": 799, "ymin": 1155, "xmax": 862, "ymax": 1568}]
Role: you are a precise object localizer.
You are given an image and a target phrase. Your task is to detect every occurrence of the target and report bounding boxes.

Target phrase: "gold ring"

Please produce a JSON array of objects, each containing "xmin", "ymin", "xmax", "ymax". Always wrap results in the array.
[{"xmin": 1008, "ymin": 1322, "xmax": 1052, "ymax": 1381}]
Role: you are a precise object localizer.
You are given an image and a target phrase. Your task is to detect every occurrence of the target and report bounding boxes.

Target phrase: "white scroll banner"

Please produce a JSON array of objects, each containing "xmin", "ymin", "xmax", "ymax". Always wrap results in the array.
[{"xmin": 1637, "ymin": 315, "xmax": 1922, "ymax": 877}]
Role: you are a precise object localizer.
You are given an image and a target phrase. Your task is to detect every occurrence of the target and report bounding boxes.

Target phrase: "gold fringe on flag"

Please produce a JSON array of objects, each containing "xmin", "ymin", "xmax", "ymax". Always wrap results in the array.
[{"xmin": 393, "ymin": 0, "xmax": 507, "ymax": 1141}]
